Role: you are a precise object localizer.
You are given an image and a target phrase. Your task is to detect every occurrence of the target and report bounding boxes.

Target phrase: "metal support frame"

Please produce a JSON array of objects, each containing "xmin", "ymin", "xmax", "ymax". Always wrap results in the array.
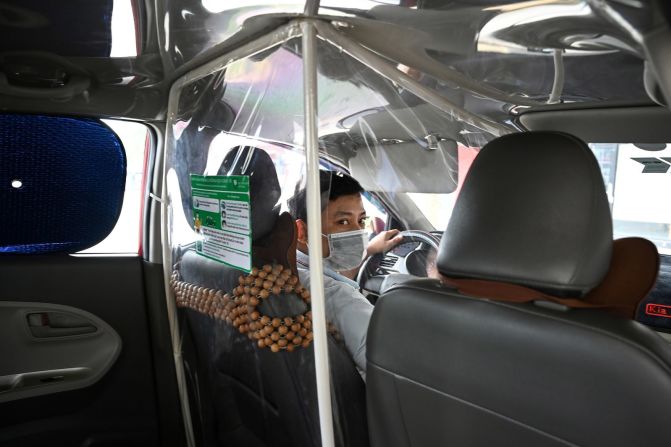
[
  {"xmin": 301, "ymin": 18, "xmax": 336, "ymax": 447},
  {"xmin": 547, "ymin": 49, "xmax": 565, "ymax": 104}
]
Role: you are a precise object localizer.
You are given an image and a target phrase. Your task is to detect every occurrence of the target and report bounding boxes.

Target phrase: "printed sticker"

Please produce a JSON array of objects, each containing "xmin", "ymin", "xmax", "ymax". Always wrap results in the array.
[{"xmin": 191, "ymin": 175, "xmax": 252, "ymax": 272}]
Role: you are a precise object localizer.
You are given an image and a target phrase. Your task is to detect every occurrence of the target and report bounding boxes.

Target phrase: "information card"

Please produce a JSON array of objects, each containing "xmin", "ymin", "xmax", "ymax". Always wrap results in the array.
[{"xmin": 190, "ymin": 175, "xmax": 252, "ymax": 272}]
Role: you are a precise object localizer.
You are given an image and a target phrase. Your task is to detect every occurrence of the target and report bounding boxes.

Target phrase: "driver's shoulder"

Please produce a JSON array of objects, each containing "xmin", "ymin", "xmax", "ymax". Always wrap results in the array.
[{"xmin": 297, "ymin": 267, "xmax": 346, "ymax": 290}]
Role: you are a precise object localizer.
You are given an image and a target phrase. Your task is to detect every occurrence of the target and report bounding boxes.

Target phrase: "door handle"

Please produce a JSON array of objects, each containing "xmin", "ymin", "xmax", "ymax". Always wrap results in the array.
[
  {"xmin": 26, "ymin": 312, "xmax": 97, "ymax": 337},
  {"xmin": 0, "ymin": 368, "xmax": 92, "ymax": 394}
]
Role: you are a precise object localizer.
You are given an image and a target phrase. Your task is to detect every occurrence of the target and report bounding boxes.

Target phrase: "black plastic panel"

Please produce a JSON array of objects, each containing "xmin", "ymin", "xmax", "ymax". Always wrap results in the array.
[{"xmin": 0, "ymin": 256, "xmax": 161, "ymax": 447}]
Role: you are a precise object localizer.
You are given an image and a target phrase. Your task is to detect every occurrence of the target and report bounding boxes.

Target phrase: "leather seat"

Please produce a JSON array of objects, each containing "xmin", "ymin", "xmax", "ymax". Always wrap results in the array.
[{"xmin": 366, "ymin": 131, "xmax": 671, "ymax": 447}]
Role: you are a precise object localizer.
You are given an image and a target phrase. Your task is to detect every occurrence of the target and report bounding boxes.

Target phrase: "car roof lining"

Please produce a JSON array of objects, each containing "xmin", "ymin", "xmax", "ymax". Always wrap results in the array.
[{"xmin": 0, "ymin": 3, "xmax": 669, "ymax": 128}]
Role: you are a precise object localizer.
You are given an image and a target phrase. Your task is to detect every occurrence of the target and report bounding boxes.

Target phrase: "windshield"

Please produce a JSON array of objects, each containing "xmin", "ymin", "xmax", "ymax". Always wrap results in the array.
[
  {"xmin": 407, "ymin": 192, "xmax": 457, "ymax": 231},
  {"xmin": 409, "ymin": 141, "xmax": 671, "ymax": 255},
  {"xmin": 591, "ymin": 143, "xmax": 671, "ymax": 255}
]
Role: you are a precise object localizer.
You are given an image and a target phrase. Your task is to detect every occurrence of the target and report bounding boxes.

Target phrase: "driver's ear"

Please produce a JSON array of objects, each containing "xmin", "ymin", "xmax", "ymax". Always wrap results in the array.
[{"xmin": 296, "ymin": 219, "xmax": 308, "ymax": 245}]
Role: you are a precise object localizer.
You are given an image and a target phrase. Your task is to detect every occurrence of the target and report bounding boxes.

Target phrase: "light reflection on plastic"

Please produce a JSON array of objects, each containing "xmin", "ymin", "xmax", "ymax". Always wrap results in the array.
[
  {"xmin": 167, "ymin": 168, "xmax": 199, "ymax": 246},
  {"xmin": 117, "ymin": 76, "xmax": 136, "ymax": 86},
  {"xmin": 478, "ymin": 3, "xmax": 592, "ymax": 54},
  {"xmin": 164, "ymin": 12, "xmax": 170, "ymax": 52},
  {"xmin": 173, "ymin": 119, "xmax": 191, "ymax": 141}
]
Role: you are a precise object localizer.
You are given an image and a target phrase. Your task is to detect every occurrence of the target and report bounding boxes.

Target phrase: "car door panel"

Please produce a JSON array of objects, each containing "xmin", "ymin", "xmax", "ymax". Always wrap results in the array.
[
  {"xmin": 0, "ymin": 301, "xmax": 121, "ymax": 403},
  {"xmin": 0, "ymin": 255, "xmax": 161, "ymax": 447}
]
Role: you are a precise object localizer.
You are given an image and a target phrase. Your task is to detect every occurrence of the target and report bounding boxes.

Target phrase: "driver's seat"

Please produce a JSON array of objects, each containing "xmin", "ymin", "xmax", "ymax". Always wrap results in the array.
[{"xmin": 366, "ymin": 131, "xmax": 671, "ymax": 447}]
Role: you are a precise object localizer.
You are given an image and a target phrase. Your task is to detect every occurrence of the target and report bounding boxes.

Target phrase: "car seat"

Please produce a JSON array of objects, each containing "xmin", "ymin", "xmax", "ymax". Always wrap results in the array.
[
  {"xmin": 367, "ymin": 131, "xmax": 671, "ymax": 447},
  {"xmin": 172, "ymin": 147, "xmax": 368, "ymax": 447}
]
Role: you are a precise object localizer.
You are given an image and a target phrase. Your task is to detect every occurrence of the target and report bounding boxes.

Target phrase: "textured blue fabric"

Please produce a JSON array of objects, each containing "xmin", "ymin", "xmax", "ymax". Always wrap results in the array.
[{"xmin": 0, "ymin": 114, "xmax": 126, "ymax": 254}]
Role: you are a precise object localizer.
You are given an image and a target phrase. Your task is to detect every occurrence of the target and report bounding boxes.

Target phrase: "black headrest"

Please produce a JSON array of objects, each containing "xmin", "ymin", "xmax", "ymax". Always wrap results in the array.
[
  {"xmin": 217, "ymin": 147, "xmax": 281, "ymax": 241},
  {"xmin": 437, "ymin": 131, "xmax": 612, "ymax": 297}
]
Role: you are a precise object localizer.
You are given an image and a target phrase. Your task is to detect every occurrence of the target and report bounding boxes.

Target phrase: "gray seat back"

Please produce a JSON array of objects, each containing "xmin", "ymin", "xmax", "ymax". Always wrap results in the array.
[{"xmin": 367, "ymin": 132, "xmax": 671, "ymax": 447}]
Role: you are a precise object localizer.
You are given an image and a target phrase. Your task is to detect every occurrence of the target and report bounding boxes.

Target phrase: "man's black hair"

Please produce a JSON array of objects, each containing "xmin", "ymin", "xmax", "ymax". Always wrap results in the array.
[{"xmin": 288, "ymin": 170, "xmax": 364, "ymax": 221}]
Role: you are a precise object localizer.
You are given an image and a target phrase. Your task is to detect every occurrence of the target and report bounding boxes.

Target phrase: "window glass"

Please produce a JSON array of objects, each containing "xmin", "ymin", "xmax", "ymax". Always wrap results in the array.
[
  {"xmin": 589, "ymin": 143, "xmax": 671, "ymax": 255},
  {"xmin": 79, "ymin": 120, "xmax": 149, "ymax": 254},
  {"xmin": 362, "ymin": 192, "xmax": 388, "ymax": 238}
]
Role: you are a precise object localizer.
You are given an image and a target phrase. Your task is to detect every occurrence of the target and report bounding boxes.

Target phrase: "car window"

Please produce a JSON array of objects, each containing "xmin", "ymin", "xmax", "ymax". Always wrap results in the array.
[
  {"xmin": 408, "ymin": 141, "xmax": 671, "ymax": 254},
  {"xmin": 362, "ymin": 192, "xmax": 388, "ymax": 238},
  {"xmin": 590, "ymin": 143, "xmax": 671, "ymax": 255},
  {"xmin": 78, "ymin": 120, "xmax": 149, "ymax": 254}
]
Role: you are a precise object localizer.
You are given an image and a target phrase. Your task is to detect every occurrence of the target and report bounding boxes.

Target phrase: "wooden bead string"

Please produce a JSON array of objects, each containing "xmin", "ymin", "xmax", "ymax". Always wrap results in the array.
[
  {"xmin": 170, "ymin": 263, "xmax": 314, "ymax": 352},
  {"xmin": 172, "ymin": 270, "xmax": 226, "ymax": 315}
]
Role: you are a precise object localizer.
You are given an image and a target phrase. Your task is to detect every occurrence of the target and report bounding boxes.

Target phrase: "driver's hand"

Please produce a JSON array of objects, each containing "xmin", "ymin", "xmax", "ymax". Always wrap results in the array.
[{"xmin": 367, "ymin": 229, "xmax": 403, "ymax": 257}]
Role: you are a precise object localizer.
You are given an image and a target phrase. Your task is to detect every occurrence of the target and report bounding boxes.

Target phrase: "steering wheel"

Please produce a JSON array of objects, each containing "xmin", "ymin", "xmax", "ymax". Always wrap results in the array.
[{"xmin": 357, "ymin": 230, "xmax": 441, "ymax": 297}]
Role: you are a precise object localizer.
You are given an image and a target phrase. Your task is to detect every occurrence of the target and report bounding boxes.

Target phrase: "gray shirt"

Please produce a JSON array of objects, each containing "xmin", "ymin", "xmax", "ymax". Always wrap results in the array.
[{"xmin": 296, "ymin": 250, "xmax": 373, "ymax": 379}]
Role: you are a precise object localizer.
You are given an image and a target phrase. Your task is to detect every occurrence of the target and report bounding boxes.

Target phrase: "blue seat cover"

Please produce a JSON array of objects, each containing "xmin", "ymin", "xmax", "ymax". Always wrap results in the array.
[{"xmin": 0, "ymin": 114, "xmax": 127, "ymax": 254}]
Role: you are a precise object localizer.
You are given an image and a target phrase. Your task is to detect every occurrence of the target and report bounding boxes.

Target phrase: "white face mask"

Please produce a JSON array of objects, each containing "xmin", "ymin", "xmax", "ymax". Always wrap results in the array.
[{"xmin": 322, "ymin": 229, "xmax": 368, "ymax": 272}]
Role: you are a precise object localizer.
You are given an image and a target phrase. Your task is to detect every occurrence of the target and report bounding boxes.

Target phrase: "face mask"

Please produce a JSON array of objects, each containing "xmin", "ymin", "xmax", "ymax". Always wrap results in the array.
[{"xmin": 322, "ymin": 229, "xmax": 368, "ymax": 272}]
